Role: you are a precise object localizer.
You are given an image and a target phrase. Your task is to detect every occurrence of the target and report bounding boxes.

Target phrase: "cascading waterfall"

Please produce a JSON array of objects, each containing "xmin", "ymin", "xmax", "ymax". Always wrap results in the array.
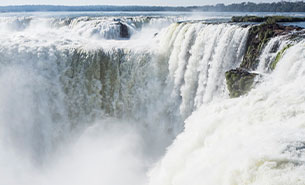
[
  {"xmin": 148, "ymin": 39, "xmax": 305, "ymax": 185},
  {"xmin": 256, "ymin": 35, "xmax": 292, "ymax": 73},
  {"xmin": 0, "ymin": 14, "xmax": 304, "ymax": 185},
  {"xmin": 156, "ymin": 23, "xmax": 248, "ymax": 119}
]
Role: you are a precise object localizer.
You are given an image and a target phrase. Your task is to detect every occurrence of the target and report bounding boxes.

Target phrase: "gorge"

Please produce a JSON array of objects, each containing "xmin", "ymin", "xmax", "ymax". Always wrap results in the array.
[{"xmin": 0, "ymin": 14, "xmax": 305, "ymax": 185}]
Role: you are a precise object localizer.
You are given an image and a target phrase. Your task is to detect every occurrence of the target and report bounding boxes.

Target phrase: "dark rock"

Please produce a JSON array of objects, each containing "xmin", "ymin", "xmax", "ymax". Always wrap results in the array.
[
  {"xmin": 117, "ymin": 22, "xmax": 130, "ymax": 39},
  {"xmin": 232, "ymin": 16, "xmax": 305, "ymax": 23},
  {"xmin": 225, "ymin": 68, "xmax": 258, "ymax": 98},
  {"xmin": 225, "ymin": 16, "xmax": 304, "ymax": 98},
  {"xmin": 240, "ymin": 23, "xmax": 301, "ymax": 70}
]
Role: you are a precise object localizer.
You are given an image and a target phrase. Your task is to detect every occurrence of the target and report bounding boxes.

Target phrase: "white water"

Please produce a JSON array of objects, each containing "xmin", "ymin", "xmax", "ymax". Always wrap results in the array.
[
  {"xmin": 256, "ymin": 36, "xmax": 291, "ymax": 73},
  {"xmin": 157, "ymin": 23, "xmax": 248, "ymax": 118},
  {"xmin": 149, "ymin": 38, "xmax": 305, "ymax": 185},
  {"xmin": 0, "ymin": 14, "xmax": 304, "ymax": 185}
]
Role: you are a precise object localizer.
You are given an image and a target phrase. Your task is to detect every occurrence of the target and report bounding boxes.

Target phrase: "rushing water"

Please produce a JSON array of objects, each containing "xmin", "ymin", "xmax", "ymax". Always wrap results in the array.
[{"xmin": 0, "ymin": 12, "xmax": 305, "ymax": 185}]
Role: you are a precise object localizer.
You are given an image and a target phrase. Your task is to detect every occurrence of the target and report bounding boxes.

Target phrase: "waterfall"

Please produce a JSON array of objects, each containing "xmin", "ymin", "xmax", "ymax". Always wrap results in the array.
[
  {"xmin": 148, "ymin": 32, "xmax": 305, "ymax": 185},
  {"xmin": 156, "ymin": 23, "xmax": 248, "ymax": 119},
  {"xmin": 0, "ymin": 14, "xmax": 304, "ymax": 185}
]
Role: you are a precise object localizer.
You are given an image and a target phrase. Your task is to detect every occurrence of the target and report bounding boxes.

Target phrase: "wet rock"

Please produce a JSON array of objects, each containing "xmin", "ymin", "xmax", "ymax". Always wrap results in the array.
[
  {"xmin": 225, "ymin": 23, "xmax": 301, "ymax": 97},
  {"xmin": 225, "ymin": 16, "xmax": 305, "ymax": 97},
  {"xmin": 117, "ymin": 22, "xmax": 130, "ymax": 39},
  {"xmin": 225, "ymin": 68, "xmax": 258, "ymax": 98},
  {"xmin": 232, "ymin": 16, "xmax": 305, "ymax": 23},
  {"xmin": 240, "ymin": 23, "xmax": 301, "ymax": 70}
]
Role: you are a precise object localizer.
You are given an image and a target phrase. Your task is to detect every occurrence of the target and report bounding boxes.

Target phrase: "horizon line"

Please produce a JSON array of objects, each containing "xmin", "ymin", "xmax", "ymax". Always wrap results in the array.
[{"xmin": 0, "ymin": 1, "xmax": 297, "ymax": 8}]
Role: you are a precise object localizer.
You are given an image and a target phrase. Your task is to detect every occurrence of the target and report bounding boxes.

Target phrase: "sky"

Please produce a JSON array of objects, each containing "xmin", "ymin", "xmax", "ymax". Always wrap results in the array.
[{"xmin": 0, "ymin": 0, "xmax": 286, "ymax": 6}]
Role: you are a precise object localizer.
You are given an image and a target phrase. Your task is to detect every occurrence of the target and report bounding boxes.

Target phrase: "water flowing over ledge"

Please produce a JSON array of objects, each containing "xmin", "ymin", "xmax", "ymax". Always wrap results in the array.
[
  {"xmin": 0, "ymin": 15, "xmax": 305, "ymax": 185},
  {"xmin": 149, "ymin": 39, "xmax": 305, "ymax": 185}
]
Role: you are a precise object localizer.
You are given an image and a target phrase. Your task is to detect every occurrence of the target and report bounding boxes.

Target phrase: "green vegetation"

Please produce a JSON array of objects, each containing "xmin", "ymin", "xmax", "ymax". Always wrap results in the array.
[
  {"xmin": 270, "ymin": 44, "xmax": 292, "ymax": 70},
  {"xmin": 225, "ymin": 69, "xmax": 258, "ymax": 98},
  {"xmin": 232, "ymin": 16, "xmax": 266, "ymax": 22},
  {"xmin": 240, "ymin": 23, "xmax": 277, "ymax": 70},
  {"xmin": 225, "ymin": 17, "xmax": 302, "ymax": 98},
  {"xmin": 239, "ymin": 22, "xmax": 300, "ymax": 70},
  {"xmin": 232, "ymin": 16, "xmax": 305, "ymax": 23}
]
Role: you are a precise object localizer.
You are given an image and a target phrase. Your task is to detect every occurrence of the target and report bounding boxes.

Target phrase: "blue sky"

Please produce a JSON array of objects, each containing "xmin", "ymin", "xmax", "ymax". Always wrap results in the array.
[{"xmin": 0, "ymin": 0, "xmax": 284, "ymax": 6}]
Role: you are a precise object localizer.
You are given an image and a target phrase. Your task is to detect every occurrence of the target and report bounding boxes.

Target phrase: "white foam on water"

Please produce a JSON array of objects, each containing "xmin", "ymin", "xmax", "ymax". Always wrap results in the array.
[
  {"xmin": 148, "ymin": 40, "xmax": 305, "ymax": 185},
  {"xmin": 0, "ymin": 14, "xmax": 304, "ymax": 185}
]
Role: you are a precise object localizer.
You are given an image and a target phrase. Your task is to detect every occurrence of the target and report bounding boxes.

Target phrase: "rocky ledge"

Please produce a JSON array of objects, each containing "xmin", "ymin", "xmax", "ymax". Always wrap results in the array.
[
  {"xmin": 117, "ymin": 22, "xmax": 130, "ymax": 39},
  {"xmin": 226, "ymin": 68, "xmax": 258, "ymax": 98},
  {"xmin": 232, "ymin": 16, "xmax": 305, "ymax": 23},
  {"xmin": 226, "ymin": 16, "xmax": 304, "ymax": 97},
  {"xmin": 240, "ymin": 23, "xmax": 302, "ymax": 70}
]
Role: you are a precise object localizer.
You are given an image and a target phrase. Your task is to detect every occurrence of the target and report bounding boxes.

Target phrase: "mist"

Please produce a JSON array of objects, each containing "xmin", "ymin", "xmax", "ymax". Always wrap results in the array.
[{"xmin": 0, "ymin": 9, "xmax": 305, "ymax": 185}]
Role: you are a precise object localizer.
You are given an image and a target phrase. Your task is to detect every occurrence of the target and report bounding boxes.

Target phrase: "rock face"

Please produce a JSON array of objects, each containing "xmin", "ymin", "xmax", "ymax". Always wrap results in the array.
[
  {"xmin": 118, "ymin": 22, "xmax": 130, "ymax": 39},
  {"xmin": 225, "ymin": 68, "xmax": 258, "ymax": 98},
  {"xmin": 232, "ymin": 16, "xmax": 305, "ymax": 23},
  {"xmin": 240, "ymin": 23, "xmax": 301, "ymax": 70},
  {"xmin": 226, "ymin": 20, "xmax": 302, "ymax": 97}
]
